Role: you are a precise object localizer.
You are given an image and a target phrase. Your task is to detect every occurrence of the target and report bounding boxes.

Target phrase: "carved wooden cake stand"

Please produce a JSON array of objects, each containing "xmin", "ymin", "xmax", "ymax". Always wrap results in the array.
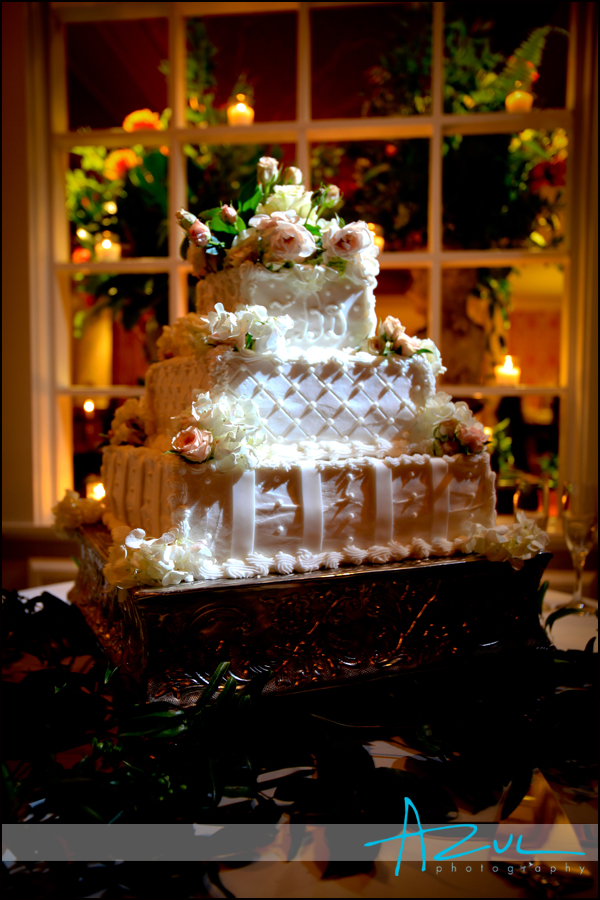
[{"xmin": 69, "ymin": 524, "xmax": 552, "ymax": 707}]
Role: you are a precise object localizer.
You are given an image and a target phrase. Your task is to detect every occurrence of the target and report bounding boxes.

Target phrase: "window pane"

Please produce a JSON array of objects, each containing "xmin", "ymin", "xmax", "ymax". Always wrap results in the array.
[
  {"xmin": 440, "ymin": 265, "xmax": 564, "ymax": 386},
  {"xmin": 73, "ymin": 397, "xmax": 144, "ymax": 499},
  {"xmin": 311, "ymin": 3, "xmax": 432, "ymax": 119},
  {"xmin": 444, "ymin": 2, "xmax": 569, "ymax": 113},
  {"xmin": 311, "ymin": 141, "xmax": 429, "ymax": 250},
  {"xmin": 66, "ymin": 19, "xmax": 168, "ymax": 131},
  {"xmin": 71, "ymin": 273, "xmax": 168, "ymax": 387},
  {"xmin": 443, "ymin": 130, "xmax": 567, "ymax": 250},
  {"xmin": 464, "ymin": 394, "xmax": 560, "ymax": 515},
  {"xmin": 375, "ymin": 269, "xmax": 429, "ymax": 338},
  {"xmin": 68, "ymin": 145, "xmax": 170, "ymax": 259},
  {"xmin": 186, "ymin": 143, "xmax": 296, "ymax": 214},
  {"xmin": 185, "ymin": 14, "xmax": 296, "ymax": 125}
]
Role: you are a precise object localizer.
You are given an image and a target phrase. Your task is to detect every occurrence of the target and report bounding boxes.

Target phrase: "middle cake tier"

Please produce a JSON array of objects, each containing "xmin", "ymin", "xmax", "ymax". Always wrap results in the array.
[{"xmin": 145, "ymin": 349, "xmax": 437, "ymax": 448}]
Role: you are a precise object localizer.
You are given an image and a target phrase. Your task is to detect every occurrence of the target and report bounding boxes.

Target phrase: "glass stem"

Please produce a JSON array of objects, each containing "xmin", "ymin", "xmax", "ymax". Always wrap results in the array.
[{"xmin": 571, "ymin": 550, "xmax": 588, "ymax": 607}]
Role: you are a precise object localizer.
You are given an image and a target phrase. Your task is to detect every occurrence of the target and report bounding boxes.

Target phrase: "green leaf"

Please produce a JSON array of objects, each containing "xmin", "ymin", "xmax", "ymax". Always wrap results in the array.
[
  {"xmin": 209, "ymin": 218, "xmax": 238, "ymax": 235},
  {"xmin": 199, "ymin": 207, "xmax": 222, "ymax": 221},
  {"xmin": 235, "ymin": 217, "xmax": 246, "ymax": 233},
  {"xmin": 545, "ymin": 605, "xmax": 581, "ymax": 633},
  {"xmin": 412, "ymin": 348, "xmax": 433, "ymax": 355},
  {"xmin": 304, "ymin": 223, "xmax": 321, "ymax": 236},
  {"xmin": 536, "ymin": 580, "xmax": 549, "ymax": 617},
  {"xmin": 195, "ymin": 661, "xmax": 231, "ymax": 710}
]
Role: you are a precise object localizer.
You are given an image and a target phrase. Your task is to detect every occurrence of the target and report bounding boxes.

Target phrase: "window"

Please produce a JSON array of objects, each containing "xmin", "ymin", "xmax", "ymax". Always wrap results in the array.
[{"xmin": 25, "ymin": 1, "xmax": 597, "ymax": 523}]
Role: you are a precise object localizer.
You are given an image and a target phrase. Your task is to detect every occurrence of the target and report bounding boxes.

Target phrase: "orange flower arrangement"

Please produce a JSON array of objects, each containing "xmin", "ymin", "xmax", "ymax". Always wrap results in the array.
[
  {"xmin": 104, "ymin": 148, "xmax": 140, "ymax": 181},
  {"xmin": 122, "ymin": 108, "xmax": 164, "ymax": 132}
]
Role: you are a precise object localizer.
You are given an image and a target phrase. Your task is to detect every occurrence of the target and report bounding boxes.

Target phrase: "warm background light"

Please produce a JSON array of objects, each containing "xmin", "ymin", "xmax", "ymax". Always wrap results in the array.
[
  {"xmin": 505, "ymin": 90, "xmax": 534, "ymax": 113},
  {"xmin": 494, "ymin": 354, "xmax": 521, "ymax": 385},
  {"xmin": 83, "ymin": 399, "xmax": 95, "ymax": 413},
  {"xmin": 85, "ymin": 478, "xmax": 106, "ymax": 500},
  {"xmin": 227, "ymin": 93, "xmax": 254, "ymax": 126}
]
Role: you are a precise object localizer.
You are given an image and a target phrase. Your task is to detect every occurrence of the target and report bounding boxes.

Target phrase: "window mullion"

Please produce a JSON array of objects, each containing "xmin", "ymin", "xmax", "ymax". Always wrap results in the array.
[
  {"xmin": 168, "ymin": 6, "xmax": 188, "ymax": 322},
  {"xmin": 427, "ymin": 0, "xmax": 444, "ymax": 350},
  {"xmin": 296, "ymin": 2, "xmax": 311, "ymax": 179}
]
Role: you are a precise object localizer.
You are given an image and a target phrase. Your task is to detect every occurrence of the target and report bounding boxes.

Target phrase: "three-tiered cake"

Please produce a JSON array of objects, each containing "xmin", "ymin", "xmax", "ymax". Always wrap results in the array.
[{"xmin": 97, "ymin": 159, "xmax": 499, "ymax": 588}]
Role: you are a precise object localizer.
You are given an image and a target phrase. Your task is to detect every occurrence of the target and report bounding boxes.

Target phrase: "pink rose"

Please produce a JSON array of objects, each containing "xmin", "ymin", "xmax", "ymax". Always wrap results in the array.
[
  {"xmin": 323, "ymin": 221, "xmax": 373, "ymax": 259},
  {"xmin": 172, "ymin": 427, "xmax": 212, "ymax": 462},
  {"xmin": 264, "ymin": 219, "xmax": 316, "ymax": 262},
  {"xmin": 437, "ymin": 418, "xmax": 459, "ymax": 441},
  {"xmin": 440, "ymin": 440, "xmax": 460, "ymax": 456},
  {"xmin": 188, "ymin": 220, "xmax": 211, "ymax": 247},
  {"xmin": 257, "ymin": 156, "xmax": 279, "ymax": 184},
  {"xmin": 249, "ymin": 210, "xmax": 300, "ymax": 232},
  {"xmin": 380, "ymin": 315, "xmax": 406, "ymax": 344},
  {"xmin": 457, "ymin": 423, "xmax": 487, "ymax": 454},
  {"xmin": 220, "ymin": 204, "xmax": 237, "ymax": 224},
  {"xmin": 394, "ymin": 332, "xmax": 421, "ymax": 355}
]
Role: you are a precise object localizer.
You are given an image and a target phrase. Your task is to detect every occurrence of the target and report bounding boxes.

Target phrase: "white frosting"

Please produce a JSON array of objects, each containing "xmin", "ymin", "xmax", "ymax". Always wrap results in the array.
[
  {"xmin": 102, "ymin": 445, "xmax": 496, "ymax": 584},
  {"xmin": 144, "ymin": 347, "xmax": 436, "ymax": 448},
  {"xmin": 196, "ymin": 263, "xmax": 377, "ymax": 353},
  {"xmin": 231, "ymin": 469, "xmax": 256, "ymax": 558}
]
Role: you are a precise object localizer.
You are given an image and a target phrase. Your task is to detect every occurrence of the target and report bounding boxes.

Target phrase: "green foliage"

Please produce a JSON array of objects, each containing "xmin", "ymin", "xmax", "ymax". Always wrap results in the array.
[{"xmin": 489, "ymin": 417, "xmax": 515, "ymax": 475}]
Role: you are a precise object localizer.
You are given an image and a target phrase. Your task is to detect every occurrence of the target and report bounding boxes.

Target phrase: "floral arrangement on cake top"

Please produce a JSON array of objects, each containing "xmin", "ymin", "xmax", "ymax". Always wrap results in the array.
[{"xmin": 176, "ymin": 156, "xmax": 380, "ymax": 288}]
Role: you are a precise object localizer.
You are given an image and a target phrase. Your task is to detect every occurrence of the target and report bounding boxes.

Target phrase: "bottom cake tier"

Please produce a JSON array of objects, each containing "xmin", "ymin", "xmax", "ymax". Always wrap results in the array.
[
  {"xmin": 100, "ymin": 444, "xmax": 496, "ymax": 579},
  {"xmin": 69, "ymin": 524, "xmax": 551, "ymax": 705}
]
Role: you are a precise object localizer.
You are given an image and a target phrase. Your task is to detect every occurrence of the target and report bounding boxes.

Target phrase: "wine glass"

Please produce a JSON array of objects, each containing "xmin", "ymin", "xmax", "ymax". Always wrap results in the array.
[{"xmin": 560, "ymin": 482, "xmax": 598, "ymax": 610}]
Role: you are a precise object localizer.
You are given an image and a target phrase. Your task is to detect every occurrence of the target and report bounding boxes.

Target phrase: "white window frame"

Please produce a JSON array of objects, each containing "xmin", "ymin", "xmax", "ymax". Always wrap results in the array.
[{"xmin": 27, "ymin": 1, "xmax": 597, "ymax": 524}]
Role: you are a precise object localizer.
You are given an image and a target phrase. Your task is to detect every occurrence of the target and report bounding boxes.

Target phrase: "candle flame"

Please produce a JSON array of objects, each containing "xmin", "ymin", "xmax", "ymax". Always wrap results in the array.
[
  {"xmin": 502, "ymin": 355, "xmax": 515, "ymax": 372},
  {"xmin": 101, "ymin": 239, "xmax": 112, "ymax": 249},
  {"xmin": 91, "ymin": 483, "xmax": 106, "ymax": 500},
  {"xmin": 83, "ymin": 399, "xmax": 95, "ymax": 413},
  {"xmin": 236, "ymin": 102, "xmax": 248, "ymax": 112}
]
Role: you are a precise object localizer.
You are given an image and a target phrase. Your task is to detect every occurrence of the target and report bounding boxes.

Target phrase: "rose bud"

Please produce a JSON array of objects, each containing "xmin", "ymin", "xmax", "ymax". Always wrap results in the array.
[
  {"xmin": 257, "ymin": 156, "xmax": 279, "ymax": 184},
  {"xmin": 220, "ymin": 204, "xmax": 237, "ymax": 224},
  {"xmin": 175, "ymin": 209, "xmax": 197, "ymax": 232},
  {"xmin": 283, "ymin": 166, "xmax": 303, "ymax": 185},
  {"xmin": 188, "ymin": 219, "xmax": 211, "ymax": 247}
]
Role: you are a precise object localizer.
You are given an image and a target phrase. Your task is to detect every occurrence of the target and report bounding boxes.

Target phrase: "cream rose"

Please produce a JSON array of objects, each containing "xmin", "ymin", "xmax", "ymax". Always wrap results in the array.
[
  {"xmin": 256, "ymin": 186, "xmax": 313, "ymax": 219},
  {"xmin": 283, "ymin": 166, "xmax": 303, "ymax": 185},
  {"xmin": 257, "ymin": 156, "xmax": 279, "ymax": 184},
  {"xmin": 394, "ymin": 332, "xmax": 422, "ymax": 356},
  {"xmin": 323, "ymin": 221, "xmax": 373, "ymax": 259},
  {"xmin": 172, "ymin": 427, "xmax": 212, "ymax": 462},
  {"xmin": 205, "ymin": 302, "xmax": 245, "ymax": 345}
]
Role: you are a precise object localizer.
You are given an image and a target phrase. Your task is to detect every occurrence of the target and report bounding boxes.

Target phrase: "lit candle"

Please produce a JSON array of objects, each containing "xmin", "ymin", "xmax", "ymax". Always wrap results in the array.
[
  {"xmin": 83, "ymin": 399, "xmax": 95, "ymax": 421},
  {"xmin": 95, "ymin": 237, "xmax": 121, "ymax": 262},
  {"xmin": 494, "ymin": 355, "xmax": 521, "ymax": 385},
  {"xmin": 505, "ymin": 90, "xmax": 533, "ymax": 113},
  {"xmin": 227, "ymin": 93, "xmax": 255, "ymax": 126},
  {"xmin": 85, "ymin": 478, "xmax": 106, "ymax": 500}
]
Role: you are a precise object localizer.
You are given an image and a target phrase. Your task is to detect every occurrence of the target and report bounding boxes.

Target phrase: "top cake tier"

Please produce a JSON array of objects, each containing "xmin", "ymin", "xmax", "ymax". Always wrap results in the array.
[{"xmin": 196, "ymin": 263, "xmax": 377, "ymax": 354}]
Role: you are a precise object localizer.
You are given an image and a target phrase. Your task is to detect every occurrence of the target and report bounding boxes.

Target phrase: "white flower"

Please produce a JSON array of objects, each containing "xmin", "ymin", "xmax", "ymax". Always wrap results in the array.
[
  {"xmin": 283, "ymin": 166, "xmax": 303, "ymax": 185},
  {"xmin": 256, "ymin": 185, "xmax": 313, "ymax": 219},
  {"xmin": 157, "ymin": 314, "xmax": 210, "ymax": 360},
  {"xmin": 261, "ymin": 216, "xmax": 316, "ymax": 263},
  {"xmin": 406, "ymin": 392, "xmax": 482, "ymax": 454},
  {"xmin": 53, "ymin": 489, "xmax": 104, "ymax": 536},
  {"xmin": 257, "ymin": 156, "xmax": 279, "ymax": 184},
  {"xmin": 108, "ymin": 397, "xmax": 147, "ymax": 446},
  {"xmin": 461, "ymin": 511, "xmax": 550, "ymax": 566},
  {"xmin": 205, "ymin": 302, "xmax": 245, "ymax": 347}
]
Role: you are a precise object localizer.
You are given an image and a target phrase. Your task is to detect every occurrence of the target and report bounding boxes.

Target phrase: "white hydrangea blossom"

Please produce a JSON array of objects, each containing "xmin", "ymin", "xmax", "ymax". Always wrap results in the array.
[
  {"xmin": 460, "ymin": 511, "xmax": 550, "ymax": 567},
  {"xmin": 171, "ymin": 391, "xmax": 270, "ymax": 472},
  {"xmin": 103, "ymin": 528, "xmax": 213, "ymax": 588},
  {"xmin": 108, "ymin": 397, "xmax": 147, "ymax": 446},
  {"xmin": 156, "ymin": 313, "xmax": 210, "ymax": 360},
  {"xmin": 53, "ymin": 489, "xmax": 104, "ymax": 537},
  {"xmin": 256, "ymin": 184, "xmax": 314, "ymax": 219}
]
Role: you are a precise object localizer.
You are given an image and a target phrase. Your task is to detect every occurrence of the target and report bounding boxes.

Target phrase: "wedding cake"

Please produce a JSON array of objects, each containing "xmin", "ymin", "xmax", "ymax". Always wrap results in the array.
[{"xmin": 57, "ymin": 159, "xmax": 548, "ymax": 590}]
